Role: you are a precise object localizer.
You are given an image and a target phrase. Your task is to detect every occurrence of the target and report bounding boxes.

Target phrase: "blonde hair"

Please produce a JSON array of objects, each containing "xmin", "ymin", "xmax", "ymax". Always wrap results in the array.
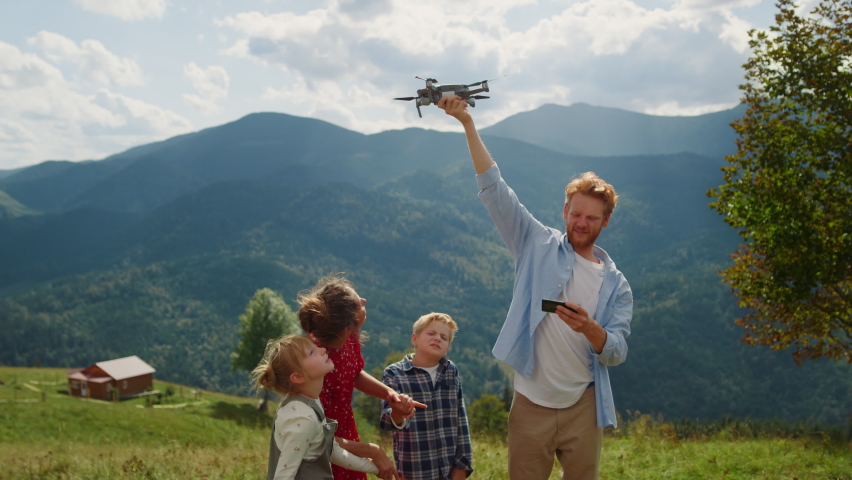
[
  {"xmin": 413, "ymin": 312, "xmax": 459, "ymax": 343},
  {"xmin": 251, "ymin": 334, "xmax": 314, "ymax": 396},
  {"xmin": 564, "ymin": 172, "xmax": 619, "ymax": 217},
  {"xmin": 297, "ymin": 273, "xmax": 361, "ymax": 345}
]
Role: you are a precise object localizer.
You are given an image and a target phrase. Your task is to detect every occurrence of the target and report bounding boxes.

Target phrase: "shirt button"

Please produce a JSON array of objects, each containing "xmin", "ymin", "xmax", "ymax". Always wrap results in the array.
[
  {"xmin": 567, "ymin": 266, "xmax": 571, "ymax": 269},
  {"xmin": 557, "ymin": 284, "xmax": 562, "ymax": 288}
]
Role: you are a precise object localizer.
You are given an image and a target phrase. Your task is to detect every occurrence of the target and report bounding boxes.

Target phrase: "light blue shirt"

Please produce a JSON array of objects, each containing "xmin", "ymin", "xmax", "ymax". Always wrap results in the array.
[{"xmin": 477, "ymin": 165, "xmax": 633, "ymax": 428}]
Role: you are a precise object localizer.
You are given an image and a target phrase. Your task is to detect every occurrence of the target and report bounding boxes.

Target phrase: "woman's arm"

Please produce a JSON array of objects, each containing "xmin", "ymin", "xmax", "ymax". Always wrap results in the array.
[
  {"xmin": 357, "ymin": 370, "xmax": 426, "ymax": 419},
  {"xmin": 354, "ymin": 370, "xmax": 395, "ymax": 400},
  {"xmin": 335, "ymin": 437, "xmax": 400, "ymax": 480}
]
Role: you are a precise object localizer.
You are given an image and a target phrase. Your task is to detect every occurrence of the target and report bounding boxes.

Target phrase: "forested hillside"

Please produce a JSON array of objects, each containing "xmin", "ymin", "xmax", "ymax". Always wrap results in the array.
[{"xmin": 1, "ymin": 105, "xmax": 849, "ymax": 424}]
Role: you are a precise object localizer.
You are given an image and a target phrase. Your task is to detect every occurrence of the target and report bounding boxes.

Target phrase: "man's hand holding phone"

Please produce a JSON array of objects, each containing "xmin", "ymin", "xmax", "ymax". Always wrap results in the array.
[
  {"xmin": 542, "ymin": 299, "xmax": 577, "ymax": 314},
  {"xmin": 543, "ymin": 299, "xmax": 606, "ymax": 353}
]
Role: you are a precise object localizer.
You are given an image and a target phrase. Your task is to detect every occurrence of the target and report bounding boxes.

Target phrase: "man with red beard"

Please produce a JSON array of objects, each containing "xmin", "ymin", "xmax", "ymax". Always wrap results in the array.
[{"xmin": 439, "ymin": 96, "xmax": 633, "ymax": 480}]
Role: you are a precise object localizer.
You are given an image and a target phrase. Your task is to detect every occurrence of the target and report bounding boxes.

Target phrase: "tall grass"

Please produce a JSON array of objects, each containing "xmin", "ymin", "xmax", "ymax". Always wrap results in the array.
[{"xmin": 2, "ymin": 367, "xmax": 850, "ymax": 479}]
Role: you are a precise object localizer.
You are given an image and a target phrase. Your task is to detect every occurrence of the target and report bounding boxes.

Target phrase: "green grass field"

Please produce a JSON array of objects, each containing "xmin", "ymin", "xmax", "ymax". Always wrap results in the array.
[{"xmin": 2, "ymin": 367, "xmax": 850, "ymax": 479}]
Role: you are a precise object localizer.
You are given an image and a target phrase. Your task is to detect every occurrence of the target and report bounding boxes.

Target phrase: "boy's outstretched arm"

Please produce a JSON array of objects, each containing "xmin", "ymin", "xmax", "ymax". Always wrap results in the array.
[{"xmin": 437, "ymin": 96, "xmax": 495, "ymax": 175}]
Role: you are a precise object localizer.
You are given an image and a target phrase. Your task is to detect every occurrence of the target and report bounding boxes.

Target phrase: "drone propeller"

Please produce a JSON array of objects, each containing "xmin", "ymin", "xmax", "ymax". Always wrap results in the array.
[
  {"xmin": 466, "ymin": 76, "xmax": 505, "ymax": 87},
  {"xmin": 415, "ymin": 76, "xmax": 438, "ymax": 83},
  {"xmin": 394, "ymin": 97, "xmax": 417, "ymax": 101},
  {"xmin": 471, "ymin": 95, "xmax": 490, "ymax": 99}
]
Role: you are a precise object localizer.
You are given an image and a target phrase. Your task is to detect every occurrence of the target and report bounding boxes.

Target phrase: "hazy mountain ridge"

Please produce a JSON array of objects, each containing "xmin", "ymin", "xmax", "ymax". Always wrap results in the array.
[
  {"xmin": 1, "ymin": 104, "xmax": 850, "ymax": 424},
  {"xmin": 481, "ymin": 102, "xmax": 747, "ymax": 159},
  {"xmin": 0, "ymin": 188, "xmax": 36, "ymax": 219}
]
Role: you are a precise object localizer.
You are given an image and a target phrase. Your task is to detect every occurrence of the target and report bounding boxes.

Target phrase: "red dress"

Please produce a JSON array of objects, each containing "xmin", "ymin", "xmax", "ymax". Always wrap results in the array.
[{"xmin": 318, "ymin": 332, "xmax": 366, "ymax": 480}]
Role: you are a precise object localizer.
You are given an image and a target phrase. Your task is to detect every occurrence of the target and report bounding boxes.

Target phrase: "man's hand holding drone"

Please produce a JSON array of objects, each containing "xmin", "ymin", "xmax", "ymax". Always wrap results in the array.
[{"xmin": 437, "ymin": 96, "xmax": 473, "ymax": 125}]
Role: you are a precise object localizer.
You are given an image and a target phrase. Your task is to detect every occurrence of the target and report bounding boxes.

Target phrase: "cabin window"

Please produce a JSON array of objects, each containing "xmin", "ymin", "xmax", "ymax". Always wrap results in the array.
[
  {"xmin": 71, "ymin": 381, "xmax": 79, "ymax": 389},
  {"xmin": 122, "ymin": 380, "xmax": 128, "ymax": 389}
]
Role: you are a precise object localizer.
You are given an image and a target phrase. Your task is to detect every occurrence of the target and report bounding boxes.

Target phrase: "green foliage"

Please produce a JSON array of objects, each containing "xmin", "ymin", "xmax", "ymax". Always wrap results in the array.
[
  {"xmin": 230, "ymin": 288, "xmax": 299, "ymax": 373},
  {"xmin": 708, "ymin": 0, "xmax": 852, "ymax": 364},
  {"xmin": 467, "ymin": 394, "xmax": 508, "ymax": 437}
]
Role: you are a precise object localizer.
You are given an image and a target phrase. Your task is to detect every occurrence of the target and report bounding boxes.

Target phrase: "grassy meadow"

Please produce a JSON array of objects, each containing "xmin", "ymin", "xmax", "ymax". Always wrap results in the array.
[{"xmin": 2, "ymin": 367, "xmax": 850, "ymax": 479}]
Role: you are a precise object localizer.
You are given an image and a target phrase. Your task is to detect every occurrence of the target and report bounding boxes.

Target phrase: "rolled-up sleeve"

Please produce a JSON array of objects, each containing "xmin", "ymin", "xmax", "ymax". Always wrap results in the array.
[{"xmin": 592, "ymin": 276, "xmax": 632, "ymax": 367}]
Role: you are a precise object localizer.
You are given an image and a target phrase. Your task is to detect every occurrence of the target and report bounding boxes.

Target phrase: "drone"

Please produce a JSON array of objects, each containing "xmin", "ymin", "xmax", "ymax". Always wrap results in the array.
[{"xmin": 394, "ymin": 76, "xmax": 494, "ymax": 117}]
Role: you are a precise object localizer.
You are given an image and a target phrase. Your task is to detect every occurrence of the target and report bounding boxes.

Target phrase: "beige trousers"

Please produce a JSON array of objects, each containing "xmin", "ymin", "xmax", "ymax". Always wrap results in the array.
[{"xmin": 507, "ymin": 388, "xmax": 602, "ymax": 480}]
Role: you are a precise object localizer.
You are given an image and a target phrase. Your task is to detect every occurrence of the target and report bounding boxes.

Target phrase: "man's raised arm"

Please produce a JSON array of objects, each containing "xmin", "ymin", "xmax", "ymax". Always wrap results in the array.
[{"xmin": 437, "ymin": 96, "xmax": 495, "ymax": 175}]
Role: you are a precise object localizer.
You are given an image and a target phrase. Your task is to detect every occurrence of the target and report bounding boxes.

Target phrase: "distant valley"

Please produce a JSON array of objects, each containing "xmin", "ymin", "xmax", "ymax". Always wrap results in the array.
[{"xmin": 1, "ymin": 103, "xmax": 849, "ymax": 425}]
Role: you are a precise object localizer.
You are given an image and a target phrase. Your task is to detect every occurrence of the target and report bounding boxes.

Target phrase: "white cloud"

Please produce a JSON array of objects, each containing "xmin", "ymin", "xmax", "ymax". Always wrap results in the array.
[
  {"xmin": 27, "ymin": 31, "xmax": 144, "ymax": 87},
  {"xmin": 216, "ymin": 0, "xmax": 756, "ymax": 134},
  {"xmin": 0, "ymin": 119, "xmax": 37, "ymax": 143},
  {"xmin": 636, "ymin": 99, "xmax": 740, "ymax": 116},
  {"xmin": 262, "ymin": 75, "xmax": 410, "ymax": 133},
  {"xmin": 673, "ymin": 0, "xmax": 761, "ymax": 10},
  {"xmin": 90, "ymin": 89, "xmax": 193, "ymax": 136},
  {"xmin": 0, "ymin": 41, "xmax": 191, "ymax": 168},
  {"xmin": 3, "ymin": 0, "xmax": 776, "ymax": 168},
  {"xmin": 74, "ymin": 0, "xmax": 167, "ymax": 21},
  {"xmin": 182, "ymin": 94, "xmax": 218, "ymax": 116},
  {"xmin": 515, "ymin": 0, "xmax": 686, "ymax": 57},
  {"xmin": 0, "ymin": 42, "xmax": 65, "ymax": 90},
  {"xmin": 182, "ymin": 62, "xmax": 229, "ymax": 115},
  {"xmin": 718, "ymin": 9, "xmax": 753, "ymax": 54}
]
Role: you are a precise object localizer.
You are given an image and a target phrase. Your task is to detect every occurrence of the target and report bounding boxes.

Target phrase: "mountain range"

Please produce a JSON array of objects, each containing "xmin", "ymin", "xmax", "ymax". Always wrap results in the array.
[{"xmin": 1, "ymin": 103, "xmax": 849, "ymax": 425}]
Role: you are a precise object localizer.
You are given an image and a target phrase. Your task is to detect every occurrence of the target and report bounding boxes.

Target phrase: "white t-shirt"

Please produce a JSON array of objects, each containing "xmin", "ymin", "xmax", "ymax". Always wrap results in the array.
[
  {"xmin": 419, "ymin": 363, "xmax": 440, "ymax": 385},
  {"xmin": 514, "ymin": 252, "xmax": 604, "ymax": 408}
]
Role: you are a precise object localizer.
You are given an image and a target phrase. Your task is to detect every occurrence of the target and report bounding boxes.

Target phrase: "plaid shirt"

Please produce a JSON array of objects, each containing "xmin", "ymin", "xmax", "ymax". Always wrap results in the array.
[{"xmin": 380, "ymin": 354, "xmax": 473, "ymax": 480}]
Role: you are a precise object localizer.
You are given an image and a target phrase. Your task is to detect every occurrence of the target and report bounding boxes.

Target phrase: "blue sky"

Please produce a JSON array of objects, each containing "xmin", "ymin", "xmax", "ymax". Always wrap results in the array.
[{"xmin": 0, "ymin": 0, "xmax": 809, "ymax": 170}]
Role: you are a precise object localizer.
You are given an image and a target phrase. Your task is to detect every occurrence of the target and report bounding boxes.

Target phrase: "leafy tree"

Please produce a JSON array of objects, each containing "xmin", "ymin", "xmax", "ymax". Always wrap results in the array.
[
  {"xmin": 231, "ymin": 288, "xmax": 299, "ymax": 410},
  {"xmin": 708, "ymin": 0, "xmax": 852, "ymax": 364},
  {"xmin": 468, "ymin": 394, "xmax": 508, "ymax": 437}
]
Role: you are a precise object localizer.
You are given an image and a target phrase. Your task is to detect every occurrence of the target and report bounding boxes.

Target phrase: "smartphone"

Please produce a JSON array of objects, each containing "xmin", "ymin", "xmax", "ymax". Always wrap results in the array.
[{"xmin": 541, "ymin": 299, "xmax": 578, "ymax": 314}]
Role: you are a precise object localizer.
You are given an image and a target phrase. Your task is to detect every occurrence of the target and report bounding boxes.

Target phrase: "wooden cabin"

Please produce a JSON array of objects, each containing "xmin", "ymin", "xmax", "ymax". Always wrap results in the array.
[{"xmin": 67, "ymin": 355, "xmax": 155, "ymax": 400}]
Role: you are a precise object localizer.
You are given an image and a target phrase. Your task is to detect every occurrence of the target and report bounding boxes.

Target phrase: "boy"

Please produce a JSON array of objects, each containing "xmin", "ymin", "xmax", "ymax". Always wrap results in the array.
[{"xmin": 380, "ymin": 313, "xmax": 473, "ymax": 480}]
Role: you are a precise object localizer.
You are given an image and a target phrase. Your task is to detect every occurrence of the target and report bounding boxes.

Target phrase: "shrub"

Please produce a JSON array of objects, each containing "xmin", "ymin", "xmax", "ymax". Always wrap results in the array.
[{"xmin": 468, "ymin": 394, "xmax": 508, "ymax": 437}]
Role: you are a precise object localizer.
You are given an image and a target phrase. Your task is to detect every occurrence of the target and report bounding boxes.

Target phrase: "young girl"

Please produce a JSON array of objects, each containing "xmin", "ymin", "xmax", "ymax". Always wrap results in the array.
[
  {"xmin": 298, "ymin": 274, "xmax": 424, "ymax": 480},
  {"xmin": 253, "ymin": 334, "xmax": 397, "ymax": 480}
]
